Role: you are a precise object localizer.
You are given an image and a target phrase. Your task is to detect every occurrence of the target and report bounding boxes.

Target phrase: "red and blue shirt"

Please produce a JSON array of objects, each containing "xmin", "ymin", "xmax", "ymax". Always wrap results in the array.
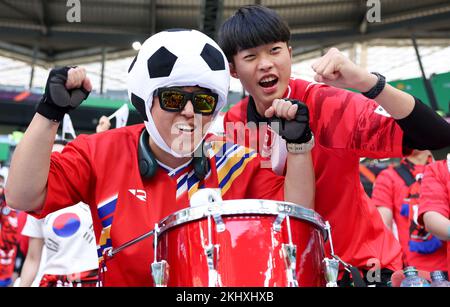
[{"xmin": 35, "ymin": 124, "xmax": 285, "ymax": 286}]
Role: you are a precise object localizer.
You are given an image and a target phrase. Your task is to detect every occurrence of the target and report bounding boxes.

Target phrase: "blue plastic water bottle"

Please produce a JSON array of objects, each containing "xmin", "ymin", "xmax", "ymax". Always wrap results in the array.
[
  {"xmin": 400, "ymin": 266, "xmax": 430, "ymax": 287},
  {"xmin": 430, "ymin": 271, "xmax": 450, "ymax": 287}
]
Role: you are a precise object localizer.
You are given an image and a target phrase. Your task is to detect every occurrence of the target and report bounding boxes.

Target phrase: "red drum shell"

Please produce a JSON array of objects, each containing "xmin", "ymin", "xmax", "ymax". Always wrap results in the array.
[{"xmin": 155, "ymin": 213, "xmax": 326, "ymax": 287}]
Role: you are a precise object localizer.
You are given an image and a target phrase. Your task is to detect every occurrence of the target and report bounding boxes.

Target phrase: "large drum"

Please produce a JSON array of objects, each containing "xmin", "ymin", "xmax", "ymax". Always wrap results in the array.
[{"xmin": 150, "ymin": 198, "xmax": 328, "ymax": 287}]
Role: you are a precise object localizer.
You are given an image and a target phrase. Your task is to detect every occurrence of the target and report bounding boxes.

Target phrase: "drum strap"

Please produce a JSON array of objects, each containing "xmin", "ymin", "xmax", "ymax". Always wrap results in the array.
[
  {"xmin": 339, "ymin": 266, "xmax": 367, "ymax": 287},
  {"xmin": 349, "ymin": 266, "xmax": 367, "ymax": 287}
]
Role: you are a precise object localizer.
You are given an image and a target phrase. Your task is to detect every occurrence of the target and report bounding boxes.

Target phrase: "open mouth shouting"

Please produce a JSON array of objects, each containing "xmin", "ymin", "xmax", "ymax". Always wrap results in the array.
[
  {"xmin": 259, "ymin": 75, "xmax": 278, "ymax": 87},
  {"xmin": 258, "ymin": 74, "xmax": 279, "ymax": 94}
]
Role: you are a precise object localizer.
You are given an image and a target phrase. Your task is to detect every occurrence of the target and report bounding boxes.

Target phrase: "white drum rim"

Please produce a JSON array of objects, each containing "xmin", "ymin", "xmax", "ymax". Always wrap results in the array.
[{"xmin": 156, "ymin": 199, "xmax": 328, "ymax": 240}]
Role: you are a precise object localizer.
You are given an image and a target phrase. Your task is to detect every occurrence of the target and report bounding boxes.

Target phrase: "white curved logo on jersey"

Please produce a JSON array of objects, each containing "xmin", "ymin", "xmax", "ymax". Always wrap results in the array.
[
  {"xmin": 447, "ymin": 154, "xmax": 450, "ymax": 173},
  {"xmin": 128, "ymin": 189, "xmax": 147, "ymax": 202},
  {"xmin": 374, "ymin": 105, "xmax": 391, "ymax": 118}
]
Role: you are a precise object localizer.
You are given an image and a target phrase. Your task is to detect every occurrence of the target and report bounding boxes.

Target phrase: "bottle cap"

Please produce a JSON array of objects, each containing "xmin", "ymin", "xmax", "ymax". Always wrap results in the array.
[
  {"xmin": 403, "ymin": 266, "xmax": 418, "ymax": 274},
  {"xmin": 430, "ymin": 271, "xmax": 447, "ymax": 280}
]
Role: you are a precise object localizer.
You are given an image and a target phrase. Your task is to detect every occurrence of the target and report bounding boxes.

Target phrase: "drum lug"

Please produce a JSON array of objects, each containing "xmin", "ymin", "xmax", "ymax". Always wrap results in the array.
[
  {"xmin": 282, "ymin": 243, "xmax": 299, "ymax": 287},
  {"xmin": 323, "ymin": 258, "xmax": 339, "ymax": 287},
  {"xmin": 213, "ymin": 212, "xmax": 225, "ymax": 232},
  {"xmin": 273, "ymin": 213, "xmax": 286, "ymax": 232},
  {"xmin": 151, "ymin": 260, "xmax": 169, "ymax": 287},
  {"xmin": 208, "ymin": 205, "xmax": 225, "ymax": 232},
  {"xmin": 151, "ymin": 223, "xmax": 169, "ymax": 287}
]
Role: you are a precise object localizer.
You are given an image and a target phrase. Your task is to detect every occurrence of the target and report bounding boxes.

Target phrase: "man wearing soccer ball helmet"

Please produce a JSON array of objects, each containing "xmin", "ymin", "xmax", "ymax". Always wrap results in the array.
[{"xmin": 6, "ymin": 29, "xmax": 315, "ymax": 286}]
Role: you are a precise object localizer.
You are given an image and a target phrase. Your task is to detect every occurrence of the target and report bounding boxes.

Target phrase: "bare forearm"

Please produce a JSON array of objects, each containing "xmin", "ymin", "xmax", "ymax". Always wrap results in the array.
[
  {"xmin": 19, "ymin": 257, "xmax": 40, "ymax": 287},
  {"xmin": 284, "ymin": 152, "xmax": 315, "ymax": 209},
  {"xmin": 19, "ymin": 238, "xmax": 44, "ymax": 287},
  {"xmin": 5, "ymin": 113, "xmax": 59, "ymax": 211},
  {"xmin": 423, "ymin": 211, "xmax": 450, "ymax": 241}
]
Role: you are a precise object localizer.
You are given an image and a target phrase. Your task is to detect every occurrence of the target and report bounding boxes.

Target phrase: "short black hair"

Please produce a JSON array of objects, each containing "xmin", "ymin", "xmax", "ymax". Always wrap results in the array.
[{"xmin": 218, "ymin": 5, "xmax": 290, "ymax": 63}]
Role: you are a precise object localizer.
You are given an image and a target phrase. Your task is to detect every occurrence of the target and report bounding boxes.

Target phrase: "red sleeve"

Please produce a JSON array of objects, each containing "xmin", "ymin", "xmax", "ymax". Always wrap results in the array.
[
  {"xmin": 33, "ymin": 135, "xmax": 95, "ymax": 219},
  {"xmin": 371, "ymin": 168, "xmax": 396, "ymax": 211},
  {"xmin": 418, "ymin": 161, "xmax": 450, "ymax": 225},
  {"xmin": 304, "ymin": 84, "xmax": 404, "ymax": 158}
]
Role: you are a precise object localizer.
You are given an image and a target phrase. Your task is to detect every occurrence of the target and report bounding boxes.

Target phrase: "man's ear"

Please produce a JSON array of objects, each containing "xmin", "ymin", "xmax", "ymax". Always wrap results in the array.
[
  {"xmin": 229, "ymin": 62, "xmax": 238, "ymax": 79},
  {"xmin": 288, "ymin": 45, "xmax": 292, "ymax": 58}
]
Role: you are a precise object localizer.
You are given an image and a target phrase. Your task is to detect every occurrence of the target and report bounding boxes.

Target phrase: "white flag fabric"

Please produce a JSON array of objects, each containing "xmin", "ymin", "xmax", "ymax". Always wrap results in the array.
[
  {"xmin": 447, "ymin": 153, "xmax": 450, "ymax": 173},
  {"xmin": 108, "ymin": 104, "xmax": 129, "ymax": 128},
  {"xmin": 62, "ymin": 114, "xmax": 77, "ymax": 140}
]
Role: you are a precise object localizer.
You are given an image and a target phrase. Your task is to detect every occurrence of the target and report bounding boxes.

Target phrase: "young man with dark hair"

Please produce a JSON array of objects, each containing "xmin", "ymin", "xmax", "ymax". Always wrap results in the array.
[{"xmin": 218, "ymin": 5, "xmax": 450, "ymax": 286}]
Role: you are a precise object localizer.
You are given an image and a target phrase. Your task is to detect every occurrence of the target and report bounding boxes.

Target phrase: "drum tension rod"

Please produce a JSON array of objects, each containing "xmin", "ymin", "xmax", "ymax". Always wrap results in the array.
[
  {"xmin": 205, "ymin": 214, "xmax": 221, "ymax": 287},
  {"xmin": 105, "ymin": 228, "xmax": 156, "ymax": 258},
  {"xmin": 324, "ymin": 221, "xmax": 352, "ymax": 272},
  {"xmin": 323, "ymin": 221, "xmax": 351, "ymax": 287},
  {"xmin": 151, "ymin": 224, "xmax": 169, "ymax": 287},
  {"xmin": 282, "ymin": 215, "xmax": 299, "ymax": 287}
]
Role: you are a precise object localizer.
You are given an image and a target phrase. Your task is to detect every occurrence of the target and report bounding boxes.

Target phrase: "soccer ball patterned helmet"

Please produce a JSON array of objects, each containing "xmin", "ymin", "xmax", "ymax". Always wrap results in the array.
[{"xmin": 127, "ymin": 29, "xmax": 230, "ymax": 157}]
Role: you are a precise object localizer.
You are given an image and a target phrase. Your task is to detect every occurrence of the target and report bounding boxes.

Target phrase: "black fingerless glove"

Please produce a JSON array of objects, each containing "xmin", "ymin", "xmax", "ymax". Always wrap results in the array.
[
  {"xmin": 36, "ymin": 66, "xmax": 90, "ymax": 122},
  {"xmin": 269, "ymin": 99, "xmax": 312, "ymax": 144}
]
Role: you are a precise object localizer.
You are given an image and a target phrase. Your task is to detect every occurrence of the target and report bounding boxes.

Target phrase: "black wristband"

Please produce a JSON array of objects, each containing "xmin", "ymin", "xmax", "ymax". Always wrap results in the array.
[{"xmin": 362, "ymin": 72, "xmax": 386, "ymax": 99}]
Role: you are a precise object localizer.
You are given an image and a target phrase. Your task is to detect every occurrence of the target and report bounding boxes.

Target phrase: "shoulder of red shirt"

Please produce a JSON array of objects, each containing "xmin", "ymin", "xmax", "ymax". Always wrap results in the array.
[{"xmin": 224, "ymin": 96, "xmax": 249, "ymax": 124}]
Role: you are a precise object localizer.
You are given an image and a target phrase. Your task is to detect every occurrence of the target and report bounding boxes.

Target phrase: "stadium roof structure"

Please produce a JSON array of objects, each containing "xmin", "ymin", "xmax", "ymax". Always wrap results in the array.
[{"xmin": 0, "ymin": 0, "xmax": 449, "ymax": 64}]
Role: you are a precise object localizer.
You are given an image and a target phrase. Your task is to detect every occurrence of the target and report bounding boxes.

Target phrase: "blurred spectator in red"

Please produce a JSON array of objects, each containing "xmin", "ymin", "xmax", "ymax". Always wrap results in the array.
[
  {"xmin": 359, "ymin": 158, "xmax": 394, "ymax": 197},
  {"xmin": 372, "ymin": 150, "xmax": 447, "ymax": 272},
  {"xmin": 418, "ymin": 154, "xmax": 450, "ymax": 275},
  {"xmin": 0, "ymin": 170, "xmax": 18, "ymax": 287}
]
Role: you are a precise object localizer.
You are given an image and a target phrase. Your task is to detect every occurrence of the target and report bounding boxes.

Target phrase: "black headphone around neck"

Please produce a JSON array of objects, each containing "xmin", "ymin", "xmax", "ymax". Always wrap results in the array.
[{"xmin": 138, "ymin": 130, "xmax": 209, "ymax": 180}]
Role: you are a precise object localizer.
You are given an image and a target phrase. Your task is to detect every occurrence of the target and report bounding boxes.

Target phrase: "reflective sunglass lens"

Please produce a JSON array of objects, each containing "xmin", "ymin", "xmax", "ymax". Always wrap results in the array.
[{"xmin": 161, "ymin": 91, "xmax": 184, "ymax": 110}]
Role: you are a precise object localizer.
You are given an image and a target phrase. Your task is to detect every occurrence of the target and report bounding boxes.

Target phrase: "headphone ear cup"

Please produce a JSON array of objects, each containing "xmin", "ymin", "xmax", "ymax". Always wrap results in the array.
[
  {"xmin": 193, "ymin": 156, "xmax": 208, "ymax": 180},
  {"xmin": 193, "ymin": 142, "xmax": 209, "ymax": 180},
  {"xmin": 138, "ymin": 130, "xmax": 158, "ymax": 179}
]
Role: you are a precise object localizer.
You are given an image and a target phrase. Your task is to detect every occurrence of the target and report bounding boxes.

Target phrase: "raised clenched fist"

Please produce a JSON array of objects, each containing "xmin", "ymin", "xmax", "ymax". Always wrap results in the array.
[
  {"xmin": 265, "ymin": 99, "xmax": 312, "ymax": 144},
  {"xmin": 36, "ymin": 66, "xmax": 92, "ymax": 122},
  {"xmin": 311, "ymin": 47, "xmax": 377, "ymax": 93}
]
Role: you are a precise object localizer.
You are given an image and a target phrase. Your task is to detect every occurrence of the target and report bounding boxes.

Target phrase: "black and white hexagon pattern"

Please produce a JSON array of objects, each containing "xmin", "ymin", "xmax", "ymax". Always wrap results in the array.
[{"xmin": 127, "ymin": 29, "xmax": 230, "ymax": 123}]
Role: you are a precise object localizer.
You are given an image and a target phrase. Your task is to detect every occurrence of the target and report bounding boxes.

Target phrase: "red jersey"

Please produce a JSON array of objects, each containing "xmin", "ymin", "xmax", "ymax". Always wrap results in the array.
[
  {"xmin": 419, "ymin": 159, "xmax": 450, "ymax": 273},
  {"xmin": 371, "ymin": 161, "xmax": 447, "ymax": 271},
  {"xmin": 224, "ymin": 78, "xmax": 404, "ymax": 272},
  {"xmin": 34, "ymin": 124, "xmax": 285, "ymax": 286}
]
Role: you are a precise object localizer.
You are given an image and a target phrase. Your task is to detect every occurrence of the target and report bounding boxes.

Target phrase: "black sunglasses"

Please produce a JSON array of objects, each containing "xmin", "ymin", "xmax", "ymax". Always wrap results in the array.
[{"xmin": 156, "ymin": 87, "xmax": 218, "ymax": 115}]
